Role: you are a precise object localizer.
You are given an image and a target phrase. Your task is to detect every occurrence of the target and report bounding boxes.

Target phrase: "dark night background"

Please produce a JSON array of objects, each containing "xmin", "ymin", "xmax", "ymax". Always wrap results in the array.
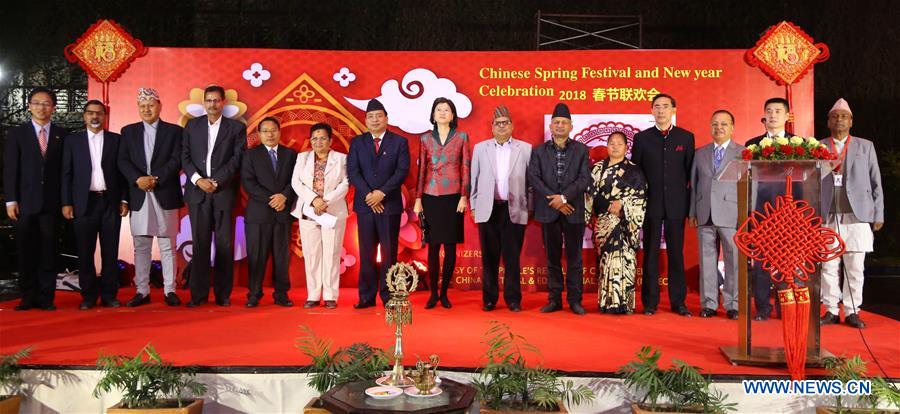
[{"xmin": 0, "ymin": 1, "xmax": 896, "ymax": 275}]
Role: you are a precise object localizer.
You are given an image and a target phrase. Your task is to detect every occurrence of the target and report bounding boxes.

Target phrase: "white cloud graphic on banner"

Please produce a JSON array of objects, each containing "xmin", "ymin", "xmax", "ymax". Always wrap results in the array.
[{"xmin": 345, "ymin": 68, "xmax": 472, "ymax": 134}]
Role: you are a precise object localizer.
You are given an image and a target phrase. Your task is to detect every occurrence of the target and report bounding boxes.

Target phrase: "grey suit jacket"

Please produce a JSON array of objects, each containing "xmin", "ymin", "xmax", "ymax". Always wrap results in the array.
[
  {"xmin": 820, "ymin": 136, "xmax": 884, "ymax": 222},
  {"xmin": 470, "ymin": 137, "xmax": 531, "ymax": 225},
  {"xmin": 689, "ymin": 141, "xmax": 744, "ymax": 228}
]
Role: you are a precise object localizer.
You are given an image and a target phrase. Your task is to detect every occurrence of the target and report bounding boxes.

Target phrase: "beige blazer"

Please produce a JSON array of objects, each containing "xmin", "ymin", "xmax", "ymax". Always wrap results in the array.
[{"xmin": 291, "ymin": 150, "xmax": 349, "ymax": 220}]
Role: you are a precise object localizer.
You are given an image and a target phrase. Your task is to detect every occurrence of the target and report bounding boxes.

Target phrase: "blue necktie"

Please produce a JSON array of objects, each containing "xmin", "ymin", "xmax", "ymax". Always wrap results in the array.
[
  {"xmin": 713, "ymin": 146, "xmax": 724, "ymax": 171},
  {"xmin": 269, "ymin": 148, "xmax": 278, "ymax": 172}
]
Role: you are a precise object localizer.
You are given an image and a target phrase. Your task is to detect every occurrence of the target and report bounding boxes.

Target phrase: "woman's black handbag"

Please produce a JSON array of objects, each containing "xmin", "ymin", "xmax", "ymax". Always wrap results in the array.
[{"xmin": 418, "ymin": 212, "xmax": 430, "ymax": 244}]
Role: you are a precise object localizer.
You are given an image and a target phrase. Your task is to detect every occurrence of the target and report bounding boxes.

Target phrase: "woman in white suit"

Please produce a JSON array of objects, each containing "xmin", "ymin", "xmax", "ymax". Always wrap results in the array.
[{"xmin": 291, "ymin": 123, "xmax": 349, "ymax": 309}]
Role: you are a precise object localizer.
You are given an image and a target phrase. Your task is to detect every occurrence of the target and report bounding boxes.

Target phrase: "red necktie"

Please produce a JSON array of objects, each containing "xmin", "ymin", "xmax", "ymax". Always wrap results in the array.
[
  {"xmin": 660, "ymin": 127, "xmax": 670, "ymax": 137},
  {"xmin": 38, "ymin": 128, "xmax": 48, "ymax": 157},
  {"xmin": 374, "ymin": 137, "xmax": 381, "ymax": 154}
]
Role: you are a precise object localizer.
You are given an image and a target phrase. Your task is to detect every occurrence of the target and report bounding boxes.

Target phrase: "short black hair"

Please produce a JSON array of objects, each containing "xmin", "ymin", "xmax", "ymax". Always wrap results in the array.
[
  {"xmin": 711, "ymin": 109, "xmax": 735, "ymax": 124},
  {"xmin": 204, "ymin": 85, "xmax": 226, "ymax": 100},
  {"xmin": 651, "ymin": 93, "xmax": 676, "ymax": 107},
  {"xmin": 764, "ymin": 97, "xmax": 790, "ymax": 111},
  {"xmin": 83, "ymin": 99, "xmax": 107, "ymax": 113},
  {"xmin": 608, "ymin": 131, "xmax": 628, "ymax": 144},
  {"xmin": 310, "ymin": 122, "xmax": 332, "ymax": 138},
  {"xmin": 258, "ymin": 117, "xmax": 280, "ymax": 131},
  {"xmin": 429, "ymin": 97, "xmax": 458, "ymax": 129},
  {"xmin": 28, "ymin": 87, "xmax": 57, "ymax": 106}
]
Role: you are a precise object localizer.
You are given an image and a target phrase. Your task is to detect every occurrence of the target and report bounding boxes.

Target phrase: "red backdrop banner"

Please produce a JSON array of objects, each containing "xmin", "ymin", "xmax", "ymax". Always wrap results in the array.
[{"xmin": 89, "ymin": 48, "xmax": 814, "ymax": 294}]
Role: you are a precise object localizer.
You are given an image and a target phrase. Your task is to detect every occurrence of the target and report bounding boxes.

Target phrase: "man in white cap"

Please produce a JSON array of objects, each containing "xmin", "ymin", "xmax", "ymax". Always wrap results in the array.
[
  {"xmin": 819, "ymin": 98, "xmax": 884, "ymax": 329},
  {"xmin": 119, "ymin": 88, "xmax": 185, "ymax": 307}
]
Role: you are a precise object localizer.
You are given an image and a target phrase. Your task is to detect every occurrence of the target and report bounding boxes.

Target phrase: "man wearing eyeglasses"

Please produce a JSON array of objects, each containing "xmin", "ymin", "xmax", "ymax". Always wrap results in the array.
[
  {"xmin": 3, "ymin": 87, "xmax": 68, "ymax": 311},
  {"xmin": 470, "ymin": 105, "xmax": 531, "ymax": 312},
  {"xmin": 241, "ymin": 117, "xmax": 297, "ymax": 308},
  {"xmin": 181, "ymin": 85, "xmax": 247, "ymax": 307}
]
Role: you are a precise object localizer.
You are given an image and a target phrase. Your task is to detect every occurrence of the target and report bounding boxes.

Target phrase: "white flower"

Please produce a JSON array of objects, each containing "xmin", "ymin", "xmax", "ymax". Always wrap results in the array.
[
  {"xmin": 789, "ymin": 136, "xmax": 804, "ymax": 145},
  {"xmin": 760, "ymin": 137, "xmax": 774, "ymax": 147},
  {"xmin": 775, "ymin": 136, "xmax": 790, "ymax": 146},
  {"xmin": 806, "ymin": 136, "xmax": 819, "ymax": 146},
  {"xmin": 747, "ymin": 144, "xmax": 758, "ymax": 152},
  {"xmin": 333, "ymin": 67, "xmax": 356, "ymax": 87},
  {"xmin": 242, "ymin": 63, "xmax": 271, "ymax": 88}
]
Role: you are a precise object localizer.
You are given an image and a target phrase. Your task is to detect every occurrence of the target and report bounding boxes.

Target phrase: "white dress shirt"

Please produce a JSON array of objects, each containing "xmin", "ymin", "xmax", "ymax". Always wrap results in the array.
[
  {"xmin": 87, "ymin": 130, "xmax": 107, "ymax": 191},
  {"xmin": 494, "ymin": 138, "xmax": 512, "ymax": 201},
  {"xmin": 190, "ymin": 116, "xmax": 222, "ymax": 184}
]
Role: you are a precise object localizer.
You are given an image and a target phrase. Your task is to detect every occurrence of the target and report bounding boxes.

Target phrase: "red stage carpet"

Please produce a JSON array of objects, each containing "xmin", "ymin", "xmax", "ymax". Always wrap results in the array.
[{"xmin": 1, "ymin": 288, "xmax": 897, "ymax": 377}]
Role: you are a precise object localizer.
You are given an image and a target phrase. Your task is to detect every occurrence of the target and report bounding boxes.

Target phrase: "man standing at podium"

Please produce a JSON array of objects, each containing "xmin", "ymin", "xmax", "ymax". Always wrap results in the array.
[
  {"xmin": 744, "ymin": 97, "xmax": 794, "ymax": 321},
  {"xmin": 689, "ymin": 110, "xmax": 743, "ymax": 320},
  {"xmin": 819, "ymin": 98, "xmax": 883, "ymax": 329}
]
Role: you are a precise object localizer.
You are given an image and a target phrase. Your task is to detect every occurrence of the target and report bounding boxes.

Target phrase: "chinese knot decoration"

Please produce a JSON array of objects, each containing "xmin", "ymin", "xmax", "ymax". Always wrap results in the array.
[
  {"xmin": 734, "ymin": 176, "xmax": 845, "ymax": 380},
  {"xmin": 64, "ymin": 19, "xmax": 146, "ymax": 117}
]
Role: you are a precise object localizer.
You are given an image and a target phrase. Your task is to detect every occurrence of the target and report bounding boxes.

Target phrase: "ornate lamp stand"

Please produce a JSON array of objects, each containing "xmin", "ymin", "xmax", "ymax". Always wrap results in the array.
[{"xmin": 382, "ymin": 262, "xmax": 417, "ymax": 387}]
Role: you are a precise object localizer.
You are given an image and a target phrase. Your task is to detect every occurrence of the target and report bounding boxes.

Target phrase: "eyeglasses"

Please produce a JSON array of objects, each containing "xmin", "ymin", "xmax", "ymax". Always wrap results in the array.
[
  {"xmin": 30, "ymin": 101, "xmax": 54, "ymax": 108},
  {"xmin": 492, "ymin": 120, "xmax": 511, "ymax": 127}
]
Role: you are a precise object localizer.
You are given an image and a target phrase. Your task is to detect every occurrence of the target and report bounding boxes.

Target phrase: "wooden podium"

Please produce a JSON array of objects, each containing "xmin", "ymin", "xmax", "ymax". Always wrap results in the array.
[{"xmin": 716, "ymin": 160, "xmax": 837, "ymax": 367}]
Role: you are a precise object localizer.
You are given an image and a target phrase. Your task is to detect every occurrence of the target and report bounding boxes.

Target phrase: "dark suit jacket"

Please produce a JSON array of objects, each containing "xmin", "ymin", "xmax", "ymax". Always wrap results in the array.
[
  {"xmin": 527, "ymin": 139, "xmax": 591, "ymax": 224},
  {"xmin": 3, "ymin": 122, "xmax": 67, "ymax": 215},
  {"xmin": 241, "ymin": 144, "xmax": 298, "ymax": 224},
  {"xmin": 181, "ymin": 116, "xmax": 247, "ymax": 211},
  {"xmin": 631, "ymin": 126, "xmax": 695, "ymax": 219},
  {"xmin": 118, "ymin": 120, "xmax": 184, "ymax": 211},
  {"xmin": 347, "ymin": 130, "xmax": 410, "ymax": 215},
  {"xmin": 61, "ymin": 130, "xmax": 128, "ymax": 218}
]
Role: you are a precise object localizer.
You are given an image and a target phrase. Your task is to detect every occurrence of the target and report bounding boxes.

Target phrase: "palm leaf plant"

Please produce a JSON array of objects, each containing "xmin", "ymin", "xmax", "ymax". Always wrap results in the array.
[
  {"xmin": 822, "ymin": 355, "xmax": 900, "ymax": 413},
  {"xmin": 473, "ymin": 321, "xmax": 595, "ymax": 411},
  {"xmin": 295, "ymin": 325, "xmax": 389, "ymax": 395},
  {"xmin": 0, "ymin": 347, "xmax": 30, "ymax": 397},
  {"xmin": 618, "ymin": 345, "xmax": 736, "ymax": 413},
  {"xmin": 92, "ymin": 344, "xmax": 206, "ymax": 409}
]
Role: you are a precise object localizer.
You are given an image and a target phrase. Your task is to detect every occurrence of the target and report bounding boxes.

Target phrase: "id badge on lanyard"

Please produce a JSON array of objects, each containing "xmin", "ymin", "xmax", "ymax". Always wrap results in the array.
[
  {"xmin": 833, "ymin": 174, "xmax": 843, "ymax": 187},
  {"xmin": 829, "ymin": 137, "xmax": 850, "ymax": 187}
]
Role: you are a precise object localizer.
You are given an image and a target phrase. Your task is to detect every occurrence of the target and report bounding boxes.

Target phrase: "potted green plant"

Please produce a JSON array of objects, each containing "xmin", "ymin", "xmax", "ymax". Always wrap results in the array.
[
  {"xmin": 296, "ymin": 326, "xmax": 389, "ymax": 413},
  {"xmin": 619, "ymin": 346, "xmax": 736, "ymax": 413},
  {"xmin": 817, "ymin": 355, "xmax": 900, "ymax": 413},
  {"xmin": 0, "ymin": 347, "xmax": 30, "ymax": 414},
  {"xmin": 472, "ymin": 321, "xmax": 595, "ymax": 413},
  {"xmin": 93, "ymin": 344, "xmax": 207, "ymax": 413}
]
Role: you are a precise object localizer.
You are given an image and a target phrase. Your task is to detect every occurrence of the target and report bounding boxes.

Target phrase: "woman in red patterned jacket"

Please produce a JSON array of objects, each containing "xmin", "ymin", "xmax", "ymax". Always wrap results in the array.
[{"xmin": 413, "ymin": 97, "xmax": 471, "ymax": 309}]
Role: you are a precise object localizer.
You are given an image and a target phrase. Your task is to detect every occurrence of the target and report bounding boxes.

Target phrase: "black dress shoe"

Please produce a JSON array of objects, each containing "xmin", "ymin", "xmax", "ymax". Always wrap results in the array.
[
  {"xmin": 674, "ymin": 306, "xmax": 692, "ymax": 317},
  {"xmin": 353, "ymin": 302, "xmax": 374, "ymax": 309},
  {"xmin": 275, "ymin": 298, "xmax": 294, "ymax": 307},
  {"xmin": 440, "ymin": 295, "xmax": 452, "ymax": 309},
  {"xmin": 754, "ymin": 312, "xmax": 770, "ymax": 321},
  {"xmin": 726, "ymin": 310, "xmax": 739, "ymax": 320},
  {"xmin": 126, "ymin": 294, "xmax": 150, "ymax": 307},
  {"xmin": 216, "ymin": 298, "xmax": 231, "ymax": 307},
  {"xmin": 425, "ymin": 295, "xmax": 438, "ymax": 309},
  {"xmin": 482, "ymin": 302, "xmax": 495, "ymax": 312},
  {"xmin": 186, "ymin": 299, "xmax": 207, "ymax": 308},
  {"xmin": 508, "ymin": 303, "xmax": 521, "ymax": 312},
  {"xmin": 540, "ymin": 302, "xmax": 562, "ymax": 313},
  {"xmin": 699, "ymin": 308, "xmax": 717, "ymax": 318},
  {"xmin": 324, "ymin": 300, "xmax": 337, "ymax": 309},
  {"xmin": 245, "ymin": 300, "xmax": 259, "ymax": 308},
  {"xmin": 845, "ymin": 313, "xmax": 866, "ymax": 329},
  {"xmin": 303, "ymin": 300, "xmax": 319, "ymax": 309},
  {"xmin": 79, "ymin": 301, "xmax": 95, "ymax": 310},
  {"xmin": 643, "ymin": 308, "xmax": 656, "ymax": 316},
  {"xmin": 570, "ymin": 303, "xmax": 587, "ymax": 315},
  {"xmin": 165, "ymin": 292, "xmax": 181, "ymax": 306},
  {"xmin": 820, "ymin": 311, "xmax": 840, "ymax": 325},
  {"xmin": 14, "ymin": 300, "xmax": 35, "ymax": 311}
]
